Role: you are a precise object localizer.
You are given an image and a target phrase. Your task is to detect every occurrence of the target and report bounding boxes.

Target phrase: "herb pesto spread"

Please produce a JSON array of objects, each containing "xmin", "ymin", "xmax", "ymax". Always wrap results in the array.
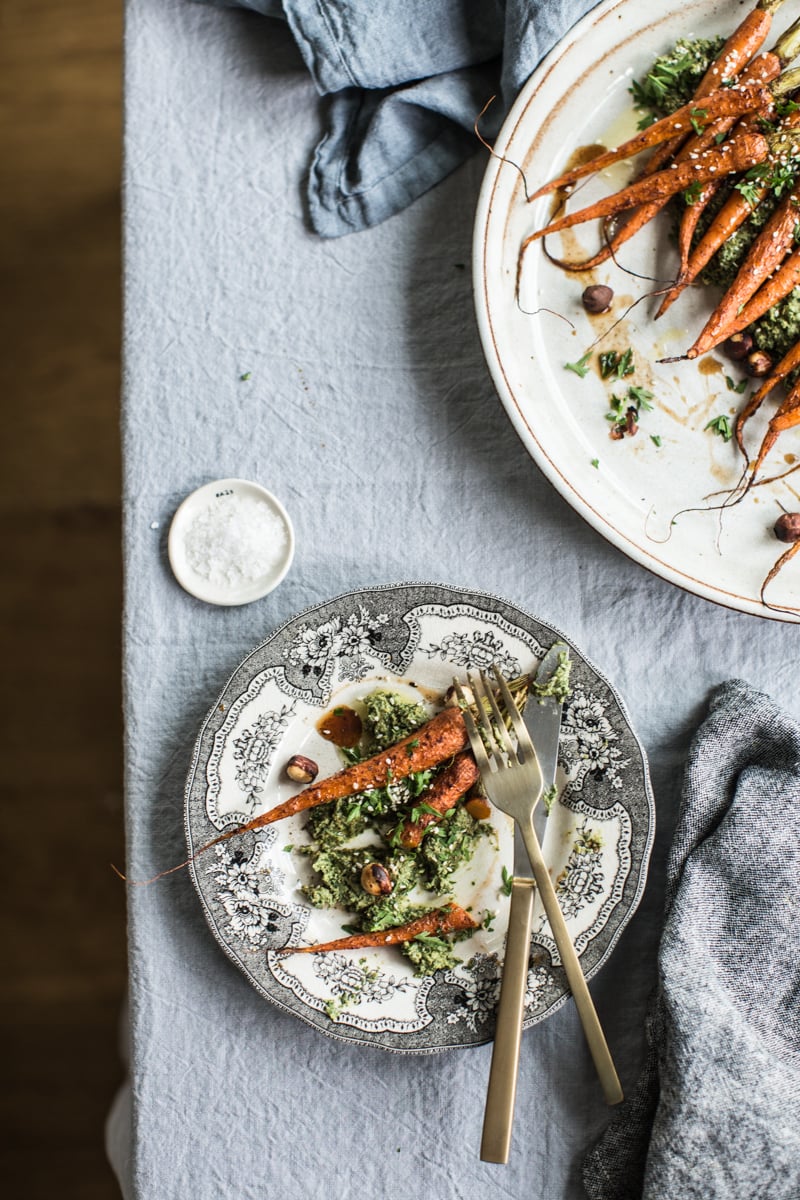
[{"xmin": 302, "ymin": 689, "xmax": 491, "ymax": 976}]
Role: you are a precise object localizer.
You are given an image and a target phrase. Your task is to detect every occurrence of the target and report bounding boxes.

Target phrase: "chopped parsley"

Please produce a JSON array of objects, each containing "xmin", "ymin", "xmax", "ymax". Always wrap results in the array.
[
  {"xmin": 500, "ymin": 865, "xmax": 513, "ymax": 896},
  {"xmin": 599, "ymin": 347, "xmax": 635, "ymax": 379},
  {"xmin": 725, "ymin": 375, "xmax": 748, "ymax": 394},
  {"xmin": 564, "ymin": 350, "xmax": 593, "ymax": 378},
  {"xmin": 705, "ymin": 414, "xmax": 734, "ymax": 442},
  {"xmin": 607, "ymin": 385, "xmax": 654, "ymax": 439}
]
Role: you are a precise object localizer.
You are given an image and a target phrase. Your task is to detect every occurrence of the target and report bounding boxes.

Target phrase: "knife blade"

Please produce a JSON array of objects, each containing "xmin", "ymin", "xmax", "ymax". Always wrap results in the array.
[{"xmin": 480, "ymin": 643, "xmax": 568, "ymax": 1165}]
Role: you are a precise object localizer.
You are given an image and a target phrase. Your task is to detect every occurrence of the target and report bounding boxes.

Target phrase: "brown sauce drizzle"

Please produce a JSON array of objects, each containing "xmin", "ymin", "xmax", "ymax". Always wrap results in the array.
[{"xmin": 316, "ymin": 705, "xmax": 362, "ymax": 749}]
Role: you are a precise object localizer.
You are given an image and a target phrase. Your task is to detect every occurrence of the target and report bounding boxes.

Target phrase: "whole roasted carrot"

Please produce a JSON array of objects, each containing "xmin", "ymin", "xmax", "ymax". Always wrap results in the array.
[
  {"xmin": 278, "ymin": 903, "xmax": 477, "ymax": 955},
  {"xmin": 528, "ymin": 83, "xmax": 771, "ymax": 201},
  {"xmin": 521, "ymin": 132, "xmax": 769, "ymax": 249},
  {"xmin": 395, "ymin": 750, "xmax": 480, "ymax": 849},
  {"xmin": 695, "ymin": 0, "xmax": 781, "ymax": 95},
  {"xmin": 710, "ymin": 246, "xmax": 800, "ymax": 352},
  {"xmin": 658, "ymin": 182, "xmax": 769, "ymax": 314},
  {"xmin": 118, "ymin": 706, "xmax": 470, "ymax": 884},
  {"xmin": 686, "ymin": 192, "xmax": 800, "ymax": 359},
  {"xmin": 735, "ymin": 338, "xmax": 800, "ymax": 454}
]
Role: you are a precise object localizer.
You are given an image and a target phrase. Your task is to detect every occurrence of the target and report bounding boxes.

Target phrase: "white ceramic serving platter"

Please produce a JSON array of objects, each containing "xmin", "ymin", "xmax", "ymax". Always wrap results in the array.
[
  {"xmin": 185, "ymin": 583, "xmax": 654, "ymax": 1052},
  {"xmin": 474, "ymin": 0, "xmax": 800, "ymax": 620}
]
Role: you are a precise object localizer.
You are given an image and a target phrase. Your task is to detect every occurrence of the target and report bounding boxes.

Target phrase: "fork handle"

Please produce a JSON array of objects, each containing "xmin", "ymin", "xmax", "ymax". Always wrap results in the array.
[
  {"xmin": 520, "ymin": 821, "xmax": 624, "ymax": 1106},
  {"xmin": 480, "ymin": 879, "xmax": 535, "ymax": 1163}
]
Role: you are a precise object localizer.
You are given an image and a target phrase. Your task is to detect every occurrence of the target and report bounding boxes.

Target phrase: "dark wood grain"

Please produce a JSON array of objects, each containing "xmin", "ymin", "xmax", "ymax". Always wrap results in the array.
[{"xmin": 1, "ymin": 3, "xmax": 126, "ymax": 1195}]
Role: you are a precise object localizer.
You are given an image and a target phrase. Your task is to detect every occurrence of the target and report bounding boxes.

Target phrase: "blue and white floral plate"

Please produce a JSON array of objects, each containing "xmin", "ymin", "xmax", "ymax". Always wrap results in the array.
[{"xmin": 185, "ymin": 582, "xmax": 654, "ymax": 1053}]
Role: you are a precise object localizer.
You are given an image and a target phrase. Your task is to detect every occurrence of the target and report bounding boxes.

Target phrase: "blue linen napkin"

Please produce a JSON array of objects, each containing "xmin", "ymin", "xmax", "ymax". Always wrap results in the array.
[
  {"xmin": 196, "ymin": 1, "xmax": 599, "ymax": 235},
  {"xmin": 584, "ymin": 680, "xmax": 800, "ymax": 1200}
]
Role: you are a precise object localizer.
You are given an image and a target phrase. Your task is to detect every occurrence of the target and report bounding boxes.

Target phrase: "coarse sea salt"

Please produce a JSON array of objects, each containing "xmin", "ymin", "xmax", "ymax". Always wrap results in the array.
[{"xmin": 183, "ymin": 494, "xmax": 288, "ymax": 587}]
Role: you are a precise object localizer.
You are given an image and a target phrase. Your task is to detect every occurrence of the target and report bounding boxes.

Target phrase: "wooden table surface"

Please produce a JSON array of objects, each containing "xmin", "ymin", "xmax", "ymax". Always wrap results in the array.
[{"xmin": 1, "ymin": 3, "xmax": 126, "ymax": 1195}]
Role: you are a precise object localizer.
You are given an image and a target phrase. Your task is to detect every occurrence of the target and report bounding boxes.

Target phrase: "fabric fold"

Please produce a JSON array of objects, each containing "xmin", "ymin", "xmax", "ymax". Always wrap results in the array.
[
  {"xmin": 195, "ymin": 0, "xmax": 599, "ymax": 235},
  {"xmin": 584, "ymin": 679, "xmax": 800, "ymax": 1200}
]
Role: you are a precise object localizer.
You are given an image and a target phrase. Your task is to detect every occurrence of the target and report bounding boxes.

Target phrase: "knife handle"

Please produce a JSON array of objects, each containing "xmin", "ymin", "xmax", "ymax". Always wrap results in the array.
[{"xmin": 480, "ymin": 879, "xmax": 535, "ymax": 1164}]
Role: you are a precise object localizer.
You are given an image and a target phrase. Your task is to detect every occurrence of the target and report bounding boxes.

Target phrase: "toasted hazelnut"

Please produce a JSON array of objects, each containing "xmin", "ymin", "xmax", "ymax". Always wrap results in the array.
[
  {"xmin": 582, "ymin": 284, "xmax": 613, "ymax": 314},
  {"xmin": 723, "ymin": 332, "xmax": 753, "ymax": 361},
  {"xmin": 774, "ymin": 512, "xmax": 800, "ymax": 543},
  {"xmin": 444, "ymin": 682, "xmax": 473, "ymax": 708},
  {"xmin": 745, "ymin": 349, "xmax": 773, "ymax": 377},
  {"xmin": 360, "ymin": 862, "xmax": 393, "ymax": 896},
  {"xmin": 285, "ymin": 754, "xmax": 319, "ymax": 784}
]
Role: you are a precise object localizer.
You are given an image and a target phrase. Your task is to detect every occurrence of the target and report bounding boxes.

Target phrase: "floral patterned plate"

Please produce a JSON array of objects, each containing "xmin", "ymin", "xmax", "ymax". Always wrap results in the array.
[{"xmin": 185, "ymin": 582, "xmax": 654, "ymax": 1053}]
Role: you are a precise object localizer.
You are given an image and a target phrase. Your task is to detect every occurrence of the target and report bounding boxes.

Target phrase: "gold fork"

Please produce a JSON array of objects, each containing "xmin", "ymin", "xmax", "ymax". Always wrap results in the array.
[{"xmin": 454, "ymin": 667, "xmax": 623, "ymax": 1127}]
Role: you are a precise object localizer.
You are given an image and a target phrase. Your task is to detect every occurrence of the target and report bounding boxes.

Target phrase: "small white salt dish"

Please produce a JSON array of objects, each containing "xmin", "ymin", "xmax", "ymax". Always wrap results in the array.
[{"xmin": 168, "ymin": 478, "xmax": 295, "ymax": 606}]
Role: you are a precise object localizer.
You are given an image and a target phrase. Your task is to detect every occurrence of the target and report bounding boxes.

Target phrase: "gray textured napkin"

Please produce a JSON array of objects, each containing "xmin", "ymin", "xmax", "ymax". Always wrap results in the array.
[
  {"xmin": 196, "ymin": 0, "xmax": 598, "ymax": 235},
  {"xmin": 584, "ymin": 680, "xmax": 800, "ymax": 1200}
]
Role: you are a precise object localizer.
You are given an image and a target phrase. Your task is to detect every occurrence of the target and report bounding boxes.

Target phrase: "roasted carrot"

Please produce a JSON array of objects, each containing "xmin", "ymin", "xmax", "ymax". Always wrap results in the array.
[
  {"xmin": 694, "ymin": 1, "xmax": 780, "ymax": 96},
  {"xmin": 278, "ymin": 902, "xmax": 478, "ymax": 955},
  {"xmin": 711, "ymin": 246, "xmax": 800, "ymax": 352},
  {"xmin": 118, "ymin": 706, "xmax": 469, "ymax": 885},
  {"xmin": 685, "ymin": 181, "xmax": 800, "ymax": 358},
  {"xmin": 750, "ymin": 377, "xmax": 800, "ymax": 476},
  {"xmin": 395, "ymin": 751, "xmax": 480, "ymax": 849},
  {"xmin": 528, "ymin": 84, "xmax": 771, "ymax": 201},
  {"xmin": 735, "ymin": 338, "xmax": 800, "ymax": 454},
  {"xmin": 543, "ymin": 4, "xmax": 782, "ymax": 272},
  {"xmin": 659, "ymin": 182, "xmax": 770, "ymax": 314},
  {"xmin": 521, "ymin": 132, "xmax": 769, "ymax": 250}
]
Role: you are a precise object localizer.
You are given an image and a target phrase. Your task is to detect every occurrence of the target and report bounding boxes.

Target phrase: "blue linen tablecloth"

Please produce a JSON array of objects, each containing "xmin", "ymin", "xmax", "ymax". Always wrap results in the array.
[{"xmin": 109, "ymin": 2, "xmax": 800, "ymax": 1197}]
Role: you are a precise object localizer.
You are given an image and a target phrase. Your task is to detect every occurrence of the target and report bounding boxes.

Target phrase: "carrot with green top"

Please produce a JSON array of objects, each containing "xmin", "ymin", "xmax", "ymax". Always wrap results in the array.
[{"xmin": 278, "ymin": 903, "xmax": 478, "ymax": 955}]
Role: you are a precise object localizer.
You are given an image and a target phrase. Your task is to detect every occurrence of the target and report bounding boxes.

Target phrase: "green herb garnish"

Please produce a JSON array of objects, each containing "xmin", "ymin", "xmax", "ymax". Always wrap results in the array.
[
  {"xmin": 705, "ymin": 414, "xmax": 734, "ymax": 442},
  {"xmin": 564, "ymin": 351, "xmax": 592, "ymax": 378}
]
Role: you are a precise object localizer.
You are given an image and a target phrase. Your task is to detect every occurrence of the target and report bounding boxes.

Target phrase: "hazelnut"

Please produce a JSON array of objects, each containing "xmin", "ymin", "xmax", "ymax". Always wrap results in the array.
[
  {"xmin": 360, "ymin": 862, "xmax": 393, "ymax": 896},
  {"xmin": 723, "ymin": 332, "xmax": 753, "ymax": 361},
  {"xmin": 581, "ymin": 283, "xmax": 613, "ymax": 314},
  {"xmin": 774, "ymin": 512, "xmax": 800, "ymax": 543},
  {"xmin": 444, "ymin": 681, "xmax": 474, "ymax": 708},
  {"xmin": 285, "ymin": 754, "xmax": 319, "ymax": 784},
  {"xmin": 745, "ymin": 349, "xmax": 773, "ymax": 377}
]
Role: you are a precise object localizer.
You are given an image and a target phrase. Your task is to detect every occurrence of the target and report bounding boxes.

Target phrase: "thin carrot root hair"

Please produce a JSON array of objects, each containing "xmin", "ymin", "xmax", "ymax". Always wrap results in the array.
[{"xmin": 473, "ymin": 94, "xmax": 531, "ymax": 201}]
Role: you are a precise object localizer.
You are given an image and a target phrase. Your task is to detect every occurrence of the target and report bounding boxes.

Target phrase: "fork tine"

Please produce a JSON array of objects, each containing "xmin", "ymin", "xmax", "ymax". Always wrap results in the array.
[
  {"xmin": 478, "ymin": 669, "xmax": 518, "ymax": 761},
  {"xmin": 466, "ymin": 670, "xmax": 502, "ymax": 761},
  {"xmin": 492, "ymin": 667, "xmax": 536, "ymax": 761},
  {"xmin": 452, "ymin": 679, "xmax": 492, "ymax": 775}
]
